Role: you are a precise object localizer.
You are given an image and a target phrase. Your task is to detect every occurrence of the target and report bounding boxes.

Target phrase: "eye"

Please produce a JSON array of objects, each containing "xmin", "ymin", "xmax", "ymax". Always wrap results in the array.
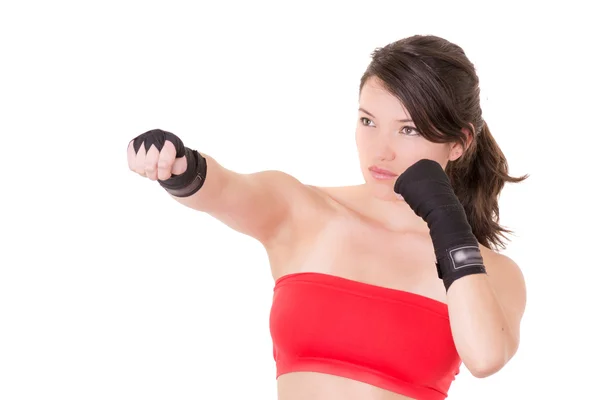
[
  {"xmin": 360, "ymin": 117, "xmax": 375, "ymax": 127},
  {"xmin": 400, "ymin": 126, "xmax": 420, "ymax": 136}
]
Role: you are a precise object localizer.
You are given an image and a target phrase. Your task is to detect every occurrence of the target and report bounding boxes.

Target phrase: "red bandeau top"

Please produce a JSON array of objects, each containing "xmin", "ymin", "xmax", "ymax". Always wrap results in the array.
[{"xmin": 269, "ymin": 272, "xmax": 461, "ymax": 400}]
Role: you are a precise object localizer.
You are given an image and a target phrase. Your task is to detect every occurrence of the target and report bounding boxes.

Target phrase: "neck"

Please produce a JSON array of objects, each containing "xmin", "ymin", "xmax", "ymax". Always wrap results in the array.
[{"xmin": 359, "ymin": 184, "xmax": 430, "ymax": 234}]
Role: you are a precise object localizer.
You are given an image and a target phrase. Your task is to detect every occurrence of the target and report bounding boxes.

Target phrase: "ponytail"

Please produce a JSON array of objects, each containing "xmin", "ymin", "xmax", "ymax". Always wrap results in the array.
[{"xmin": 446, "ymin": 120, "xmax": 529, "ymax": 251}]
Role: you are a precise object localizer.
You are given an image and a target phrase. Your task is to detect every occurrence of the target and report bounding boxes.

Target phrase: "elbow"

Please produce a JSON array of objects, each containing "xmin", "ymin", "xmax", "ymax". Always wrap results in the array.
[
  {"xmin": 462, "ymin": 331, "xmax": 519, "ymax": 378},
  {"xmin": 467, "ymin": 357, "xmax": 505, "ymax": 378},
  {"xmin": 464, "ymin": 340, "xmax": 517, "ymax": 379}
]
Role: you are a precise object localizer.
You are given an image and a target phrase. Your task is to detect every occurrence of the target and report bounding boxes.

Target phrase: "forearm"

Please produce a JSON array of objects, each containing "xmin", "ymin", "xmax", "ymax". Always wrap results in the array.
[
  {"xmin": 447, "ymin": 273, "xmax": 517, "ymax": 377},
  {"xmin": 394, "ymin": 160, "xmax": 521, "ymax": 378},
  {"xmin": 166, "ymin": 152, "xmax": 302, "ymax": 243}
]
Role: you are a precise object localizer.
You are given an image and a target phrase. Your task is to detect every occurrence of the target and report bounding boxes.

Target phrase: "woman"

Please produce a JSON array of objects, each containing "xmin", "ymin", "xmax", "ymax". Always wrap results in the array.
[{"xmin": 127, "ymin": 34, "xmax": 528, "ymax": 400}]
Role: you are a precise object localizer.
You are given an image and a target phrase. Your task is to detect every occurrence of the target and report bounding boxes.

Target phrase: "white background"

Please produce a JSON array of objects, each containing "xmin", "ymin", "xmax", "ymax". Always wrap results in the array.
[{"xmin": 1, "ymin": 1, "xmax": 599, "ymax": 399}]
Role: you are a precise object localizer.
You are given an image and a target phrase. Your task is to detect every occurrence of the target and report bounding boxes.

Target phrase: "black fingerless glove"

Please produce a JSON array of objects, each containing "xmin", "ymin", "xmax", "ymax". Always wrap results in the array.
[
  {"xmin": 132, "ymin": 129, "xmax": 207, "ymax": 197},
  {"xmin": 394, "ymin": 159, "xmax": 486, "ymax": 291},
  {"xmin": 159, "ymin": 147, "xmax": 207, "ymax": 197}
]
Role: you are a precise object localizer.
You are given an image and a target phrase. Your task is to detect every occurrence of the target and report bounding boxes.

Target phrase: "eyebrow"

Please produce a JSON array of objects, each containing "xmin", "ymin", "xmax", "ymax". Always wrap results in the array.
[{"xmin": 358, "ymin": 107, "xmax": 413, "ymax": 123}]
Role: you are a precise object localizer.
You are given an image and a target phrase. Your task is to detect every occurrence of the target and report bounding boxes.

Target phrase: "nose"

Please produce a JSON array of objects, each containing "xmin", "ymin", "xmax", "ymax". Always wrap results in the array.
[{"xmin": 375, "ymin": 138, "xmax": 396, "ymax": 161}]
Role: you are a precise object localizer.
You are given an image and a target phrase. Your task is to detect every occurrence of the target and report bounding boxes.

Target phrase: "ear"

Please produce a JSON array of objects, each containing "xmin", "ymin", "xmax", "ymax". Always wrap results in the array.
[{"xmin": 448, "ymin": 124, "xmax": 474, "ymax": 161}]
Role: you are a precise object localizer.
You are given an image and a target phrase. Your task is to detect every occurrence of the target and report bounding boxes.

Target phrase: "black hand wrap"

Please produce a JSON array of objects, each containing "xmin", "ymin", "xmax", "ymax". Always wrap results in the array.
[
  {"xmin": 394, "ymin": 159, "xmax": 486, "ymax": 291},
  {"xmin": 132, "ymin": 129, "xmax": 207, "ymax": 198}
]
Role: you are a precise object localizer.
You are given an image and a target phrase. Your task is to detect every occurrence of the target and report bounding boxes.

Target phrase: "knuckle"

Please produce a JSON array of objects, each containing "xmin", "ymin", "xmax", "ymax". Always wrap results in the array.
[
  {"xmin": 157, "ymin": 159, "xmax": 172, "ymax": 170},
  {"xmin": 135, "ymin": 166, "xmax": 146, "ymax": 175},
  {"xmin": 144, "ymin": 161, "xmax": 156, "ymax": 171}
]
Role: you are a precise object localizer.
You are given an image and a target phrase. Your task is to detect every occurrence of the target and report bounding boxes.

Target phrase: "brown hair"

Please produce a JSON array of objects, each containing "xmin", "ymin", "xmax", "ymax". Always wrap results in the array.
[{"xmin": 359, "ymin": 34, "xmax": 528, "ymax": 251}]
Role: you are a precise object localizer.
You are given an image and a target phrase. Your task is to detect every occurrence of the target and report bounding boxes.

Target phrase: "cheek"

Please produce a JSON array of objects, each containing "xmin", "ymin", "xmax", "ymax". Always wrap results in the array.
[
  {"xmin": 428, "ymin": 143, "xmax": 452, "ymax": 164},
  {"xmin": 396, "ymin": 140, "xmax": 426, "ymax": 161},
  {"xmin": 397, "ymin": 141, "xmax": 447, "ymax": 168},
  {"xmin": 355, "ymin": 131, "xmax": 371, "ymax": 157}
]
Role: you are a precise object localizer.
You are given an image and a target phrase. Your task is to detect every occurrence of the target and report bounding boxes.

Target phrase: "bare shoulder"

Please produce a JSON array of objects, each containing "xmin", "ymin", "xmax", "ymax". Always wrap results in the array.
[
  {"xmin": 252, "ymin": 170, "xmax": 326, "ymax": 209},
  {"xmin": 261, "ymin": 180, "xmax": 359, "ymax": 274},
  {"xmin": 261, "ymin": 182, "xmax": 360, "ymax": 245},
  {"xmin": 480, "ymin": 246, "xmax": 526, "ymax": 292},
  {"xmin": 258, "ymin": 174, "xmax": 352, "ymax": 244},
  {"xmin": 252, "ymin": 169, "xmax": 309, "ymax": 192}
]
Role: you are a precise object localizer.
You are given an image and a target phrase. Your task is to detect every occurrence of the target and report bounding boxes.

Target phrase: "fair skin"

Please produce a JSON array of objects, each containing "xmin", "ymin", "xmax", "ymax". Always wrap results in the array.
[{"xmin": 128, "ymin": 77, "xmax": 526, "ymax": 400}]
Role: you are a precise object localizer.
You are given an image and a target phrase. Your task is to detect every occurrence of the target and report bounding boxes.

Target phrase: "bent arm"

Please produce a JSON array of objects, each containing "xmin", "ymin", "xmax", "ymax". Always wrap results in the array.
[{"xmin": 447, "ymin": 252, "xmax": 526, "ymax": 378}]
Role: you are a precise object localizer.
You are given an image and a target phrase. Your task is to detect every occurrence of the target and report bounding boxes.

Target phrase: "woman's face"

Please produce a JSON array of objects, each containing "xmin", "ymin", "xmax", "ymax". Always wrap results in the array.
[{"xmin": 355, "ymin": 77, "xmax": 464, "ymax": 202}]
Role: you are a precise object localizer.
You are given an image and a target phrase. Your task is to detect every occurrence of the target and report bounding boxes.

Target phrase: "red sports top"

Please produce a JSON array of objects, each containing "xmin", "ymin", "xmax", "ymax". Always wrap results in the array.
[{"xmin": 270, "ymin": 272, "xmax": 461, "ymax": 400}]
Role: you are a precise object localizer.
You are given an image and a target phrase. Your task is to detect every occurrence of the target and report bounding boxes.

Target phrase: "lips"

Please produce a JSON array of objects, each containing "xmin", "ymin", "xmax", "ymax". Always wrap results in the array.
[
  {"xmin": 369, "ymin": 166, "xmax": 396, "ymax": 176},
  {"xmin": 368, "ymin": 166, "xmax": 398, "ymax": 180}
]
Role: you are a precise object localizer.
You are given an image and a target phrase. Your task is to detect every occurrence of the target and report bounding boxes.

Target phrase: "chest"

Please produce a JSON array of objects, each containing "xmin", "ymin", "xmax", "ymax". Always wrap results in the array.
[{"xmin": 273, "ymin": 214, "xmax": 447, "ymax": 303}]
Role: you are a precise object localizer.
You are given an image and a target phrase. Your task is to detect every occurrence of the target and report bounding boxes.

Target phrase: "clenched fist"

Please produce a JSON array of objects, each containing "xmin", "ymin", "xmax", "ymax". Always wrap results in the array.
[
  {"xmin": 127, "ymin": 129, "xmax": 188, "ymax": 181},
  {"xmin": 126, "ymin": 129, "xmax": 207, "ymax": 197}
]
